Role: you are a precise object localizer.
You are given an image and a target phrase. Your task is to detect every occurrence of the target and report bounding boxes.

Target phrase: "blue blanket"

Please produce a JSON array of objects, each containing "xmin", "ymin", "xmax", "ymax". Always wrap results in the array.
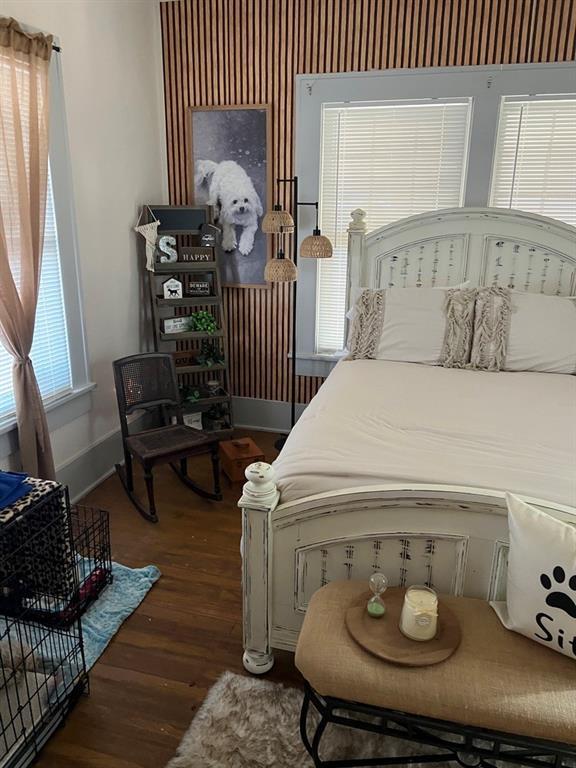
[{"xmin": 0, "ymin": 471, "xmax": 32, "ymax": 510}]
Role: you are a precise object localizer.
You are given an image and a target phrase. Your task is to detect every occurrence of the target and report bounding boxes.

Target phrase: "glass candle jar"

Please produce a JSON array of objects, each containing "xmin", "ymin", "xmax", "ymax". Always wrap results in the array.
[{"xmin": 399, "ymin": 585, "xmax": 438, "ymax": 641}]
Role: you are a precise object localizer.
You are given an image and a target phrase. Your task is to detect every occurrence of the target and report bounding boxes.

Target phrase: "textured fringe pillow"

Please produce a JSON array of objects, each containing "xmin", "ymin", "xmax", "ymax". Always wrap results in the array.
[
  {"xmin": 491, "ymin": 494, "xmax": 576, "ymax": 661},
  {"xmin": 471, "ymin": 288, "xmax": 576, "ymax": 373},
  {"xmin": 347, "ymin": 287, "xmax": 476, "ymax": 367}
]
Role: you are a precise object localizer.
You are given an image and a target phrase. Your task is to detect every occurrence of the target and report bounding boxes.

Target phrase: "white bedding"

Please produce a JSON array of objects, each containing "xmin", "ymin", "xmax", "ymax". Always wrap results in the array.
[{"xmin": 273, "ymin": 361, "xmax": 576, "ymax": 508}]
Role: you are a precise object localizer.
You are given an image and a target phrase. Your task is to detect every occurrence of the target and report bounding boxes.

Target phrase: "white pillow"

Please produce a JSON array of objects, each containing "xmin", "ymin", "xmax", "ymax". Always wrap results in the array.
[
  {"xmin": 491, "ymin": 494, "xmax": 576, "ymax": 660},
  {"xmin": 471, "ymin": 288, "xmax": 576, "ymax": 373},
  {"xmin": 346, "ymin": 286, "xmax": 476, "ymax": 368},
  {"xmin": 345, "ymin": 282, "xmax": 470, "ymax": 322}
]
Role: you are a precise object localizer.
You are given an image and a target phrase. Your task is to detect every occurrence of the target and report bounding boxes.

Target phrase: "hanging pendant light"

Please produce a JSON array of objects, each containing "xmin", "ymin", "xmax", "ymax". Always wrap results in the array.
[
  {"xmin": 262, "ymin": 204, "xmax": 295, "ymax": 234},
  {"xmin": 300, "ymin": 227, "xmax": 333, "ymax": 259},
  {"xmin": 299, "ymin": 203, "xmax": 332, "ymax": 259},
  {"xmin": 264, "ymin": 248, "xmax": 298, "ymax": 282}
]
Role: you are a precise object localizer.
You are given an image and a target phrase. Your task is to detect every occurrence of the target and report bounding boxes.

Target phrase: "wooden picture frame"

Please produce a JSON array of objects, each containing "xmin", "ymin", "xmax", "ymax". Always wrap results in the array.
[{"xmin": 188, "ymin": 104, "xmax": 272, "ymax": 289}]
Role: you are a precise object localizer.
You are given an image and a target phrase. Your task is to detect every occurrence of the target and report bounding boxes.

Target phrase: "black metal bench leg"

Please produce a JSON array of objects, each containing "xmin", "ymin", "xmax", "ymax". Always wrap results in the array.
[
  {"xmin": 300, "ymin": 687, "xmax": 322, "ymax": 766},
  {"xmin": 300, "ymin": 686, "xmax": 328, "ymax": 767},
  {"xmin": 310, "ymin": 710, "xmax": 328, "ymax": 766},
  {"xmin": 299, "ymin": 683, "xmax": 575, "ymax": 768}
]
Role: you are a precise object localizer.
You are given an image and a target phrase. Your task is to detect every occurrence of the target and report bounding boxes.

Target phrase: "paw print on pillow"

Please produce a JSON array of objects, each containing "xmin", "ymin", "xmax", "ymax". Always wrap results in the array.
[{"xmin": 540, "ymin": 566, "xmax": 576, "ymax": 619}]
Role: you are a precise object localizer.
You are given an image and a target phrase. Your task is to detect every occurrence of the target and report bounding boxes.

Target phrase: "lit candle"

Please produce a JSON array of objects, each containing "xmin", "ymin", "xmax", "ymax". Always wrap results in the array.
[{"xmin": 399, "ymin": 586, "xmax": 438, "ymax": 641}]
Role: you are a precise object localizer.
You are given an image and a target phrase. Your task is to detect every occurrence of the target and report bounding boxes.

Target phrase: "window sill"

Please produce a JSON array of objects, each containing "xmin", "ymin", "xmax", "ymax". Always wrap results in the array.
[
  {"xmin": 294, "ymin": 352, "xmax": 343, "ymax": 378},
  {"xmin": 0, "ymin": 383, "xmax": 96, "ymax": 461}
]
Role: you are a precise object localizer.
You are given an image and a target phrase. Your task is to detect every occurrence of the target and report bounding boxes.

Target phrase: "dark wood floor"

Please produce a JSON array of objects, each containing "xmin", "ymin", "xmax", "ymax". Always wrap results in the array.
[{"xmin": 37, "ymin": 430, "xmax": 301, "ymax": 768}]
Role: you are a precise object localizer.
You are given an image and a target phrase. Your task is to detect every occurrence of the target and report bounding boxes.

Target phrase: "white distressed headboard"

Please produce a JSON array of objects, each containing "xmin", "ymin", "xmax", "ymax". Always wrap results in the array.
[{"xmin": 346, "ymin": 207, "xmax": 576, "ymax": 310}]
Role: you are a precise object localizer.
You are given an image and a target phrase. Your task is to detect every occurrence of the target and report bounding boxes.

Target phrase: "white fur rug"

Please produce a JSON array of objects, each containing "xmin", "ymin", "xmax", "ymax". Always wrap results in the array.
[{"xmin": 166, "ymin": 672, "xmax": 451, "ymax": 768}]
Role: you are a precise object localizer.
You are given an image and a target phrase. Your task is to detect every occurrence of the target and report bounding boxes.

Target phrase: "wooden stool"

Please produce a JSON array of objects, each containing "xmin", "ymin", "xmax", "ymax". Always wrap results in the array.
[{"xmin": 295, "ymin": 580, "xmax": 576, "ymax": 767}]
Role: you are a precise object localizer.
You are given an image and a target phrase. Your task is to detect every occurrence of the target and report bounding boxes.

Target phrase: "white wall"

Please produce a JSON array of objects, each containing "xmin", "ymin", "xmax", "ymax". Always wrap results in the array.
[{"xmin": 0, "ymin": 0, "xmax": 167, "ymax": 492}]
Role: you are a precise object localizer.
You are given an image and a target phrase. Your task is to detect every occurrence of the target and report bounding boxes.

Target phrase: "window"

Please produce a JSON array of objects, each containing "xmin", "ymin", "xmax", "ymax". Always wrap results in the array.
[
  {"xmin": 0, "ymin": 40, "xmax": 90, "ymax": 439},
  {"xmin": 295, "ymin": 64, "xmax": 576, "ymax": 364},
  {"xmin": 0, "ymin": 170, "xmax": 72, "ymax": 420},
  {"xmin": 317, "ymin": 100, "xmax": 471, "ymax": 353},
  {"xmin": 490, "ymin": 98, "xmax": 576, "ymax": 226}
]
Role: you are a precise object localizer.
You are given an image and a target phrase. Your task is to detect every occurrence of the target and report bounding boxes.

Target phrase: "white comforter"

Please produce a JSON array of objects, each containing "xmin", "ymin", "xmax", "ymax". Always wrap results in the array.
[{"xmin": 273, "ymin": 360, "xmax": 576, "ymax": 507}]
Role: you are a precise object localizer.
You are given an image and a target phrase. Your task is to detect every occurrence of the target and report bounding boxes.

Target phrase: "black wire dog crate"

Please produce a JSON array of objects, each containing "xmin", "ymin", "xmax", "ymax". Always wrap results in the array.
[
  {"xmin": 0, "ymin": 484, "xmax": 112, "ymax": 766},
  {"xmin": 0, "ymin": 489, "xmax": 112, "ymax": 628}
]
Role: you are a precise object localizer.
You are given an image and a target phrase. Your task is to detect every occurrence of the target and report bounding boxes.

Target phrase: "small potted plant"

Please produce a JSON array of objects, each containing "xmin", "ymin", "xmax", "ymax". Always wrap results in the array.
[{"xmin": 202, "ymin": 404, "xmax": 228, "ymax": 431}]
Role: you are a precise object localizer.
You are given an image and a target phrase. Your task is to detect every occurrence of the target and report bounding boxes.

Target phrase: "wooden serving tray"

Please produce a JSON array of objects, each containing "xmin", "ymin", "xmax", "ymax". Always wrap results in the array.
[{"xmin": 345, "ymin": 588, "xmax": 461, "ymax": 667}]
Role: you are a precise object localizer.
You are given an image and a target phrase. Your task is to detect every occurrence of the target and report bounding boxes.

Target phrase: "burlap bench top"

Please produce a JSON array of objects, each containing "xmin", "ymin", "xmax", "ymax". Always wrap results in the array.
[{"xmin": 295, "ymin": 581, "xmax": 576, "ymax": 746}]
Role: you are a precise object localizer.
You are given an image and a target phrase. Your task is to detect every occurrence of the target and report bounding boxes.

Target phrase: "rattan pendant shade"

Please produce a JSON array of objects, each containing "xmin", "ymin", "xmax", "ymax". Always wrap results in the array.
[
  {"xmin": 300, "ymin": 231, "xmax": 333, "ymax": 259},
  {"xmin": 262, "ymin": 205, "xmax": 295, "ymax": 234},
  {"xmin": 264, "ymin": 254, "xmax": 298, "ymax": 282}
]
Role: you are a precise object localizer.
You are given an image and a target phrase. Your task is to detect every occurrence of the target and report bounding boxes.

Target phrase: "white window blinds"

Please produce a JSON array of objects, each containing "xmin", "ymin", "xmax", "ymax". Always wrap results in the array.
[
  {"xmin": 490, "ymin": 98, "xmax": 576, "ymax": 226},
  {"xmin": 316, "ymin": 100, "xmax": 471, "ymax": 353},
  {"xmin": 0, "ymin": 168, "xmax": 72, "ymax": 421}
]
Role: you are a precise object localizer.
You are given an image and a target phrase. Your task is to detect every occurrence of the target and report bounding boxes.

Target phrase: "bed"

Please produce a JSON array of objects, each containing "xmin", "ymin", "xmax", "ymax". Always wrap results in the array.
[
  {"xmin": 239, "ymin": 206, "xmax": 576, "ymax": 674},
  {"xmin": 273, "ymin": 360, "xmax": 575, "ymax": 507}
]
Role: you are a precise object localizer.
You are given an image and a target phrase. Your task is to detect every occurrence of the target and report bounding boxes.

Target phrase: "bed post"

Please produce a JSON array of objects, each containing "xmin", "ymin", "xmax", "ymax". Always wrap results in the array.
[
  {"xmin": 346, "ymin": 208, "xmax": 367, "ymax": 311},
  {"xmin": 238, "ymin": 461, "xmax": 280, "ymax": 674}
]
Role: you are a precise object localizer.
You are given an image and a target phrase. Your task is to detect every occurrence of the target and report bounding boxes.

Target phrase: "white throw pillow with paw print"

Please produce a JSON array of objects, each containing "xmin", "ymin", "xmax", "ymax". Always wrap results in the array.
[{"xmin": 491, "ymin": 493, "xmax": 576, "ymax": 660}]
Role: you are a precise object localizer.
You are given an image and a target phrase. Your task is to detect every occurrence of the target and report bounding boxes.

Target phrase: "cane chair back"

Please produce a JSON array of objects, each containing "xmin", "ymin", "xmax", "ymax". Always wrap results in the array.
[{"xmin": 113, "ymin": 353, "xmax": 183, "ymax": 438}]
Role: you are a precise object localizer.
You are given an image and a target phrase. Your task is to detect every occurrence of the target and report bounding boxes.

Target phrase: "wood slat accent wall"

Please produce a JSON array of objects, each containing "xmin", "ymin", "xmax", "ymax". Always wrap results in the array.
[{"xmin": 160, "ymin": 0, "xmax": 575, "ymax": 405}]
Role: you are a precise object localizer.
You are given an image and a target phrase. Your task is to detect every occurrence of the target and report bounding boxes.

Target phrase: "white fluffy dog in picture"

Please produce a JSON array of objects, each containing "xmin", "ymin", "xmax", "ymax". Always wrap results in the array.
[{"xmin": 195, "ymin": 159, "xmax": 263, "ymax": 256}]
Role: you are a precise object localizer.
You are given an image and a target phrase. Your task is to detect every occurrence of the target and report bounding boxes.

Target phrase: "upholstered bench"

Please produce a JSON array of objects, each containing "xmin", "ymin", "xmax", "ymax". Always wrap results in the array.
[{"xmin": 295, "ymin": 581, "xmax": 576, "ymax": 767}]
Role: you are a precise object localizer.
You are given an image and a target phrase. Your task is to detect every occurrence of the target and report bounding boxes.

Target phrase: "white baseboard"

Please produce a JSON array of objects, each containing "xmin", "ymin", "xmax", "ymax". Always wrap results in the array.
[
  {"xmin": 56, "ymin": 413, "xmax": 151, "ymax": 502},
  {"xmin": 56, "ymin": 425, "xmax": 125, "ymax": 502},
  {"xmin": 232, "ymin": 397, "xmax": 306, "ymax": 432}
]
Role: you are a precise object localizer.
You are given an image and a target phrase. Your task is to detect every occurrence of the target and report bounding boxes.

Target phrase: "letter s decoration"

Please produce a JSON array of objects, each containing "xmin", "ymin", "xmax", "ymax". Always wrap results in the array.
[{"xmin": 158, "ymin": 235, "xmax": 178, "ymax": 263}]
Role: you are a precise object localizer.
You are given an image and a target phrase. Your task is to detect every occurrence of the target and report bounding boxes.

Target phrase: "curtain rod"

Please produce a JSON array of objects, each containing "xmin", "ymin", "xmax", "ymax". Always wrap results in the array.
[{"xmin": 52, "ymin": 44, "xmax": 61, "ymax": 53}]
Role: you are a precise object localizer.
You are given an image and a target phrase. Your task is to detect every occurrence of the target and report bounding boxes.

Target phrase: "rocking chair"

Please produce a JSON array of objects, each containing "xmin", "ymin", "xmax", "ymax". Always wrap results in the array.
[{"xmin": 113, "ymin": 353, "xmax": 222, "ymax": 523}]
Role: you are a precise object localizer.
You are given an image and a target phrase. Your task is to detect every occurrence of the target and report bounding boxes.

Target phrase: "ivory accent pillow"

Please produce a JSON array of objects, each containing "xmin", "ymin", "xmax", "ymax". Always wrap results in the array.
[
  {"xmin": 471, "ymin": 288, "xmax": 576, "ymax": 373},
  {"xmin": 491, "ymin": 494, "xmax": 576, "ymax": 660},
  {"xmin": 347, "ymin": 287, "xmax": 476, "ymax": 367}
]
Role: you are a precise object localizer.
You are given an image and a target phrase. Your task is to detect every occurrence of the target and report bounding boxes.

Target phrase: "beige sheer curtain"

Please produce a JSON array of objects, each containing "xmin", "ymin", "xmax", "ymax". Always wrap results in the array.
[{"xmin": 0, "ymin": 18, "xmax": 55, "ymax": 479}]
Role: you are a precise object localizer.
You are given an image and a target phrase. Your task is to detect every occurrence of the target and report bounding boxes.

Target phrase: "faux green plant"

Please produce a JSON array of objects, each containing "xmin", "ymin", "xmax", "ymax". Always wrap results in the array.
[
  {"xmin": 196, "ymin": 340, "xmax": 225, "ymax": 367},
  {"xmin": 187, "ymin": 310, "xmax": 217, "ymax": 335},
  {"xmin": 179, "ymin": 385, "xmax": 201, "ymax": 404}
]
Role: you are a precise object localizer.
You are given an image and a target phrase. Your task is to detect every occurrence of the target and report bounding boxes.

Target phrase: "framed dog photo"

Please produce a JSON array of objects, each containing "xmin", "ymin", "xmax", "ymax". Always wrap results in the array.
[{"xmin": 189, "ymin": 105, "xmax": 272, "ymax": 288}]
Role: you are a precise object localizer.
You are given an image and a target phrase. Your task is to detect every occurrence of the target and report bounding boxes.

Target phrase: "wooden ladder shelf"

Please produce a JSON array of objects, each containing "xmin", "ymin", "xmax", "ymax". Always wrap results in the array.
[{"xmin": 141, "ymin": 204, "xmax": 233, "ymax": 438}]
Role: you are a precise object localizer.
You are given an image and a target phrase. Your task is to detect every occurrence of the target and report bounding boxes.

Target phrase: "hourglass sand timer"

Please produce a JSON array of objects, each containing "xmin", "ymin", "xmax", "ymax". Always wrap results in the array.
[{"xmin": 367, "ymin": 572, "xmax": 389, "ymax": 618}]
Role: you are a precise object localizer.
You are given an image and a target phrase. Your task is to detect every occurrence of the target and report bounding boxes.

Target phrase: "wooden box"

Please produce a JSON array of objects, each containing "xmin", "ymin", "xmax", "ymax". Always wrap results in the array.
[{"xmin": 219, "ymin": 438, "xmax": 265, "ymax": 482}]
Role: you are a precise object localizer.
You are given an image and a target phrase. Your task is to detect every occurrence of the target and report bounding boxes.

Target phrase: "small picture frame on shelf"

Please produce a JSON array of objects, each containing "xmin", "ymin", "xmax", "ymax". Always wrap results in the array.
[
  {"xmin": 199, "ymin": 223, "xmax": 220, "ymax": 247},
  {"xmin": 183, "ymin": 412, "xmax": 203, "ymax": 430},
  {"xmin": 185, "ymin": 278, "xmax": 211, "ymax": 297},
  {"xmin": 162, "ymin": 277, "xmax": 183, "ymax": 299},
  {"xmin": 173, "ymin": 351, "xmax": 197, "ymax": 368},
  {"xmin": 179, "ymin": 246, "xmax": 213, "ymax": 263},
  {"xmin": 163, "ymin": 317, "xmax": 189, "ymax": 334}
]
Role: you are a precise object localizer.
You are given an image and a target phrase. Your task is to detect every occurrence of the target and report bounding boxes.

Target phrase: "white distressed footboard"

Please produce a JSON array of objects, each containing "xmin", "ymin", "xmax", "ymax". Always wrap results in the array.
[{"xmin": 239, "ymin": 463, "xmax": 575, "ymax": 674}]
